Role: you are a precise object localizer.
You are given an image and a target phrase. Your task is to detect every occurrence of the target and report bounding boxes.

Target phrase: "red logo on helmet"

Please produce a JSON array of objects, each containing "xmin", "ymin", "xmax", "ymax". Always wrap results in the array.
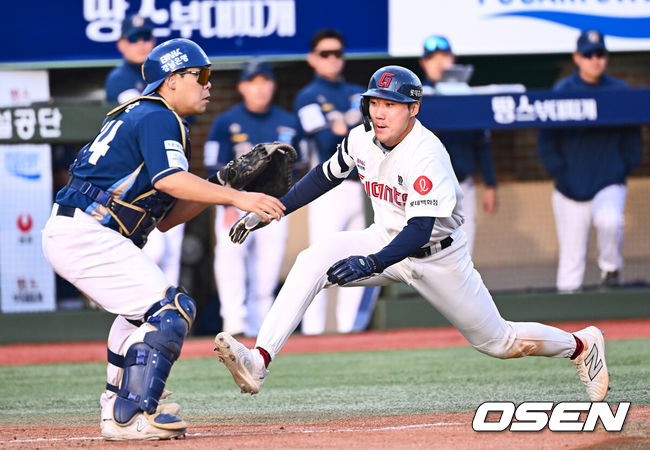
[
  {"xmin": 413, "ymin": 176, "xmax": 433, "ymax": 195},
  {"xmin": 17, "ymin": 213, "xmax": 33, "ymax": 233},
  {"xmin": 377, "ymin": 72, "xmax": 395, "ymax": 88}
]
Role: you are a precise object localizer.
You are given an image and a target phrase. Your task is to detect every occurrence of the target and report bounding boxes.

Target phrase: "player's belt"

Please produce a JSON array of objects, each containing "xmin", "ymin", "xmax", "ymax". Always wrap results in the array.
[
  {"xmin": 55, "ymin": 204, "xmax": 77, "ymax": 217},
  {"xmin": 410, "ymin": 236, "xmax": 453, "ymax": 258}
]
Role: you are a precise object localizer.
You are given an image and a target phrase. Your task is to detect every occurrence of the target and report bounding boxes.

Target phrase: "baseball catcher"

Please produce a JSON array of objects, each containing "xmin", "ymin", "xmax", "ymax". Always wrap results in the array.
[{"xmin": 208, "ymin": 141, "xmax": 297, "ymax": 198}]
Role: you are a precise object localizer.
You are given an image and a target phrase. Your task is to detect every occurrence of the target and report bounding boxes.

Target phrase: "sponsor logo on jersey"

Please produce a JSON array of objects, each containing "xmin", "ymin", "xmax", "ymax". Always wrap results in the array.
[
  {"xmin": 413, "ymin": 176, "xmax": 433, "ymax": 195},
  {"xmin": 363, "ymin": 181, "xmax": 408, "ymax": 207},
  {"xmin": 356, "ymin": 158, "xmax": 366, "ymax": 171},
  {"xmin": 410, "ymin": 199, "xmax": 438, "ymax": 207},
  {"xmin": 164, "ymin": 140, "xmax": 184, "ymax": 152}
]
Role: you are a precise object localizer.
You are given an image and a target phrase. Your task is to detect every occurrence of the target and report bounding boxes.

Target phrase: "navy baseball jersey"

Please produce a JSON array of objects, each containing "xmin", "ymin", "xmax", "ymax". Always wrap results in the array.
[
  {"xmin": 538, "ymin": 71, "xmax": 641, "ymax": 201},
  {"xmin": 56, "ymin": 95, "xmax": 189, "ymax": 232},
  {"xmin": 204, "ymin": 103, "xmax": 303, "ymax": 174},
  {"xmin": 105, "ymin": 62, "xmax": 146, "ymax": 104},
  {"xmin": 293, "ymin": 76, "xmax": 364, "ymax": 163}
]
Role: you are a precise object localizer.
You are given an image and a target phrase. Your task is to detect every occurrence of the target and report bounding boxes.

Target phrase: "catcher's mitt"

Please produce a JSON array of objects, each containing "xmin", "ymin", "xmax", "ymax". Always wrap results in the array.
[{"xmin": 208, "ymin": 142, "xmax": 297, "ymax": 197}]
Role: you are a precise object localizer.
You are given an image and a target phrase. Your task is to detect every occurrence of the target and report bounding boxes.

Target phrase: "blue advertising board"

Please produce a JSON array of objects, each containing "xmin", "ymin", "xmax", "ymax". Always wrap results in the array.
[
  {"xmin": 0, "ymin": 0, "xmax": 388, "ymax": 67},
  {"xmin": 418, "ymin": 88, "xmax": 650, "ymax": 131}
]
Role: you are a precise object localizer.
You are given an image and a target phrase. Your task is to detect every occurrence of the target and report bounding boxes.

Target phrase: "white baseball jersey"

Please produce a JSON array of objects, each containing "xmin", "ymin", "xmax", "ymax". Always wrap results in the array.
[{"xmin": 324, "ymin": 119, "xmax": 464, "ymax": 243}]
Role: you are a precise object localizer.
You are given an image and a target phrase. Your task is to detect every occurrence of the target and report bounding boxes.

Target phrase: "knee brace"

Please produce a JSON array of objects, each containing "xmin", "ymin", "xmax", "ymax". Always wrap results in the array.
[{"xmin": 113, "ymin": 287, "xmax": 196, "ymax": 425}]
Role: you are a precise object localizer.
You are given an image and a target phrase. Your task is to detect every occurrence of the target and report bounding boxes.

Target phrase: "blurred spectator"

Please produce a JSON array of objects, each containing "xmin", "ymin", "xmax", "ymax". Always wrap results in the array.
[
  {"xmin": 293, "ymin": 29, "xmax": 380, "ymax": 335},
  {"xmin": 419, "ymin": 35, "xmax": 497, "ymax": 255},
  {"xmin": 204, "ymin": 59, "xmax": 303, "ymax": 337},
  {"xmin": 104, "ymin": 14, "xmax": 184, "ymax": 286},
  {"xmin": 105, "ymin": 15, "xmax": 155, "ymax": 104},
  {"xmin": 538, "ymin": 29, "xmax": 641, "ymax": 292}
]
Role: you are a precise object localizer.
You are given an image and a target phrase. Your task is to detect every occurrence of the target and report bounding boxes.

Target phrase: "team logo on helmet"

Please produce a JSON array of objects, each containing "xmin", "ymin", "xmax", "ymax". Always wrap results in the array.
[{"xmin": 377, "ymin": 72, "xmax": 395, "ymax": 88}]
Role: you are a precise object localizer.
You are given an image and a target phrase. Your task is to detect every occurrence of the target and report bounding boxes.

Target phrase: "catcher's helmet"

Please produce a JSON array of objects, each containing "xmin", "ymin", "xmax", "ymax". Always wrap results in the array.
[
  {"xmin": 361, "ymin": 66, "xmax": 422, "ymax": 131},
  {"xmin": 142, "ymin": 38, "xmax": 211, "ymax": 95}
]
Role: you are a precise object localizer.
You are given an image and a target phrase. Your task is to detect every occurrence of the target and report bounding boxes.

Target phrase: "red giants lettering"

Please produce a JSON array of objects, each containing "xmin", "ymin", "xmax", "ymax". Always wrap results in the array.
[{"xmin": 364, "ymin": 181, "xmax": 408, "ymax": 206}]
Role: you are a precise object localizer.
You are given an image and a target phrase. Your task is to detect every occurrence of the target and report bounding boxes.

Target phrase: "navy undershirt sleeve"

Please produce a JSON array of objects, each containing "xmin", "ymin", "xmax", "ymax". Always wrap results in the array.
[
  {"xmin": 372, "ymin": 217, "xmax": 435, "ymax": 270},
  {"xmin": 280, "ymin": 162, "xmax": 343, "ymax": 215}
]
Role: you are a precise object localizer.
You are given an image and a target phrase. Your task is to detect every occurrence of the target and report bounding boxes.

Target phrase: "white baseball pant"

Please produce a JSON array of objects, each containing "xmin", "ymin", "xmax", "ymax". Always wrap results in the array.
[
  {"xmin": 42, "ymin": 204, "xmax": 171, "ymax": 416},
  {"xmin": 552, "ymin": 184, "xmax": 626, "ymax": 291},
  {"xmin": 256, "ymin": 224, "xmax": 576, "ymax": 360}
]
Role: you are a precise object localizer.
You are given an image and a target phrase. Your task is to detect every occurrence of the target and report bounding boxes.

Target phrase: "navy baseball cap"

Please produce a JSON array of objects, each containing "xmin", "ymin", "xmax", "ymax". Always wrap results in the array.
[
  {"xmin": 422, "ymin": 35, "xmax": 452, "ymax": 57},
  {"xmin": 577, "ymin": 29, "xmax": 606, "ymax": 55},
  {"xmin": 239, "ymin": 59, "xmax": 274, "ymax": 81},
  {"xmin": 121, "ymin": 15, "xmax": 153, "ymax": 41}
]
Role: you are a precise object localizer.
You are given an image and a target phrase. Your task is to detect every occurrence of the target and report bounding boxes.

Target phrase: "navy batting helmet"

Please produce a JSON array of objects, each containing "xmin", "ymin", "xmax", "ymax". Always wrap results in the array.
[
  {"xmin": 141, "ymin": 38, "xmax": 211, "ymax": 95},
  {"xmin": 360, "ymin": 66, "xmax": 422, "ymax": 131}
]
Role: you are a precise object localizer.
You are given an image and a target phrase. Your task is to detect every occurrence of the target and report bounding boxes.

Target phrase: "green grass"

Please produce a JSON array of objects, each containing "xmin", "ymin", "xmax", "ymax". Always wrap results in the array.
[{"xmin": 1, "ymin": 338, "xmax": 648, "ymax": 426}]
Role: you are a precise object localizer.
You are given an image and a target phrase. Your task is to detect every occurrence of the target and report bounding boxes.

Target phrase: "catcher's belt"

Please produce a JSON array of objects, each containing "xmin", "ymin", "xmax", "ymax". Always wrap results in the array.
[{"xmin": 66, "ymin": 176, "xmax": 176, "ymax": 248}]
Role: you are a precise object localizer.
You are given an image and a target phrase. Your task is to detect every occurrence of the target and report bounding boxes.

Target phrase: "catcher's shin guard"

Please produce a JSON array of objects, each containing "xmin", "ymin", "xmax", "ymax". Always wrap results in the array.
[{"xmin": 113, "ymin": 287, "xmax": 196, "ymax": 425}]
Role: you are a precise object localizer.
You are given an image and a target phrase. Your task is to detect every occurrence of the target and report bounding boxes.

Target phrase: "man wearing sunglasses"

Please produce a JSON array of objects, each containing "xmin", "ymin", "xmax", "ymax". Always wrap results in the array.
[
  {"xmin": 293, "ymin": 29, "xmax": 380, "ymax": 336},
  {"xmin": 105, "ymin": 15, "xmax": 156, "ymax": 105},
  {"xmin": 419, "ymin": 35, "xmax": 497, "ymax": 255},
  {"xmin": 105, "ymin": 15, "xmax": 186, "ymax": 307},
  {"xmin": 538, "ymin": 29, "xmax": 641, "ymax": 293},
  {"xmin": 43, "ymin": 38, "xmax": 284, "ymax": 440}
]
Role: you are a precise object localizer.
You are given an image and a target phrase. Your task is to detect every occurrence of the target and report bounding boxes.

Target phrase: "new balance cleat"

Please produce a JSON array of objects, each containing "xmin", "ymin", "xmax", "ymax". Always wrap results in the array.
[
  {"xmin": 101, "ymin": 412, "xmax": 187, "ymax": 441},
  {"xmin": 572, "ymin": 326, "xmax": 609, "ymax": 402},
  {"xmin": 214, "ymin": 332, "xmax": 268, "ymax": 394}
]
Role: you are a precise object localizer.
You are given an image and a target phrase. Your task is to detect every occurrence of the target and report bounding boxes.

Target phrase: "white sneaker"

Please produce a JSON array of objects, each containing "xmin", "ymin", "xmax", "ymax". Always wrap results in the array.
[
  {"xmin": 572, "ymin": 326, "xmax": 609, "ymax": 401},
  {"xmin": 101, "ymin": 412, "xmax": 187, "ymax": 441},
  {"xmin": 214, "ymin": 332, "xmax": 269, "ymax": 394}
]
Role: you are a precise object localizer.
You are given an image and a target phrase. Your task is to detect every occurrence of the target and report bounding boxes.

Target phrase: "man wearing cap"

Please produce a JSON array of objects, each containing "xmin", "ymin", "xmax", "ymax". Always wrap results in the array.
[
  {"xmin": 43, "ymin": 39, "xmax": 284, "ymax": 440},
  {"xmin": 538, "ymin": 29, "xmax": 641, "ymax": 292},
  {"xmin": 419, "ymin": 35, "xmax": 497, "ymax": 255},
  {"xmin": 105, "ymin": 14, "xmax": 156, "ymax": 104},
  {"xmin": 204, "ymin": 59, "xmax": 304, "ymax": 337},
  {"xmin": 105, "ymin": 15, "xmax": 186, "ymax": 289},
  {"xmin": 294, "ymin": 28, "xmax": 381, "ymax": 335}
]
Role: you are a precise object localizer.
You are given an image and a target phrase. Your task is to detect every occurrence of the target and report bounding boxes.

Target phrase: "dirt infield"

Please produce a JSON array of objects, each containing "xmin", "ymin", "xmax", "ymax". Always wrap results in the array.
[
  {"xmin": 2, "ymin": 318, "xmax": 649, "ymax": 366},
  {"xmin": 1, "ymin": 318, "xmax": 649, "ymax": 448},
  {"xmin": 1, "ymin": 408, "xmax": 648, "ymax": 449}
]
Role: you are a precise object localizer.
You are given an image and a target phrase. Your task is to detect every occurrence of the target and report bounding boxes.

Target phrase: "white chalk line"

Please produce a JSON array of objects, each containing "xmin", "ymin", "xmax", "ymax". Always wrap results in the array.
[{"xmin": 1, "ymin": 421, "xmax": 464, "ymax": 444}]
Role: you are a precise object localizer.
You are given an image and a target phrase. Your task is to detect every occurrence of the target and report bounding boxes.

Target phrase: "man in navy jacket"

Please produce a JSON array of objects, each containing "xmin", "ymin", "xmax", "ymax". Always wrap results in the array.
[{"xmin": 538, "ymin": 29, "xmax": 641, "ymax": 292}]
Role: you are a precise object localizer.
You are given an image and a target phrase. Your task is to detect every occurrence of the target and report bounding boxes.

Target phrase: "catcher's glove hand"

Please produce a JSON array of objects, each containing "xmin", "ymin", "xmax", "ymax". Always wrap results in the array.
[
  {"xmin": 229, "ymin": 212, "xmax": 270, "ymax": 244},
  {"xmin": 208, "ymin": 142, "xmax": 297, "ymax": 197}
]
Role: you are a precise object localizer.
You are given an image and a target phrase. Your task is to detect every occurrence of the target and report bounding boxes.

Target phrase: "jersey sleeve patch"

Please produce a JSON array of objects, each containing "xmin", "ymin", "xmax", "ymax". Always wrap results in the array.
[
  {"xmin": 164, "ymin": 140, "xmax": 184, "ymax": 152},
  {"xmin": 413, "ymin": 176, "xmax": 433, "ymax": 195},
  {"xmin": 166, "ymin": 148, "xmax": 189, "ymax": 171},
  {"xmin": 297, "ymin": 103, "xmax": 327, "ymax": 133}
]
